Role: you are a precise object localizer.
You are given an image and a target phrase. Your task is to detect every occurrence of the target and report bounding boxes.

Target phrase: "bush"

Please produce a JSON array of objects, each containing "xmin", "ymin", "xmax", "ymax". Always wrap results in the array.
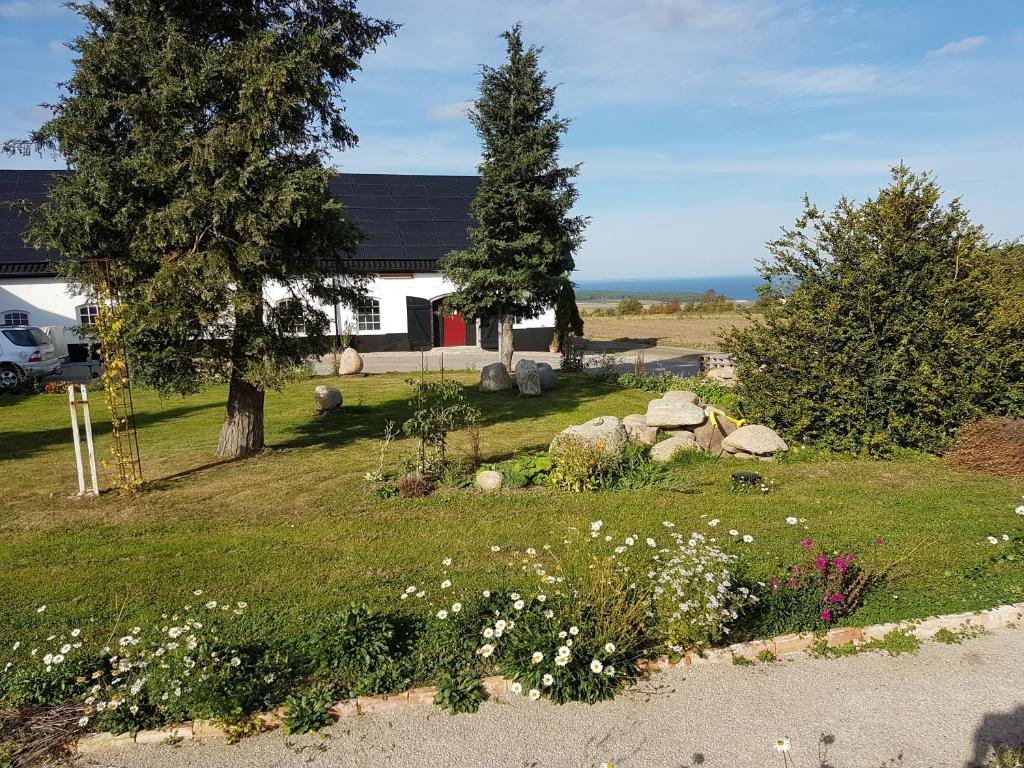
[
  {"xmin": 281, "ymin": 684, "xmax": 334, "ymax": 735},
  {"xmin": 945, "ymin": 418, "xmax": 1024, "ymax": 478},
  {"xmin": 616, "ymin": 372, "xmax": 737, "ymax": 411},
  {"xmin": 302, "ymin": 604, "xmax": 403, "ymax": 698},
  {"xmin": 402, "ymin": 379, "xmax": 481, "ymax": 475},
  {"xmin": 433, "ymin": 674, "xmax": 484, "ymax": 714},
  {"xmin": 724, "ymin": 166, "xmax": 1022, "ymax": 455},
  {"xmin": 615, "ymin": 297, "xmax": 644, "ymax": 315},
  {"xmin": 548, "ymin": 438, "xmax": 619, "ymax": 492}
]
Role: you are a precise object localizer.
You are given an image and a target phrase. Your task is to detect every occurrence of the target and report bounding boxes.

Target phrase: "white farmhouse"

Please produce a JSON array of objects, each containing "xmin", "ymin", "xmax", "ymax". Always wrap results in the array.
[{"xmin": 0, "ymin": 170, "xmax": 555, "ymax": 360}]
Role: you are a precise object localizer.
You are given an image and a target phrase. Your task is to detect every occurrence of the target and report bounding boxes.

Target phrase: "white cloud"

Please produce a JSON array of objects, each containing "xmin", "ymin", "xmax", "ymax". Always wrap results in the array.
[
  {"xmin": 931, "ymin": 36, "xmax": 986, "ymax": 56},
  {"xmin": 428, "ymin": 101, "xmax": 473, "ymax": 121}
]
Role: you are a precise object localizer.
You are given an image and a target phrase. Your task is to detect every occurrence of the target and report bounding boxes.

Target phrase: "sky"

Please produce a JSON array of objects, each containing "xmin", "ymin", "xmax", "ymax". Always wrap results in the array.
[{"xmin": 1, "ymin": 1, "xmax": 1022, "ymax": 280}]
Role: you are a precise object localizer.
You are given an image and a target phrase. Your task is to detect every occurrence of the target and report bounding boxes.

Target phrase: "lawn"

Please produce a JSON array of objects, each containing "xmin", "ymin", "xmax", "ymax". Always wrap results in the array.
[
  {"xmin": 582, "ymin": 312, "xmax": 755, "ymax": 351},
  {"xmin": 1, "ymin": 372, "xmax": 1022, "ymax": 652}
]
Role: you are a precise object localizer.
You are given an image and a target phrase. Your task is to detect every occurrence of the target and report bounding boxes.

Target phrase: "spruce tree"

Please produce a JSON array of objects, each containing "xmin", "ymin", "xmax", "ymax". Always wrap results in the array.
[
  {"xmin": 442, "ymin": 24, "xmax": 585, "ymax": 371},
  {"xmin": 7, "ymin": 1, "xmax": 395, "ymax": 457}
]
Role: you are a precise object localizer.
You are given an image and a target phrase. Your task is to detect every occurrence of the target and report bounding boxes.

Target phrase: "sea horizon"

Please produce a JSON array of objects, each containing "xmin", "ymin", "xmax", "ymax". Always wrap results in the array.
[{"xmin": 575, "ymin": 274, "xmax": 763, "ymax": 301}]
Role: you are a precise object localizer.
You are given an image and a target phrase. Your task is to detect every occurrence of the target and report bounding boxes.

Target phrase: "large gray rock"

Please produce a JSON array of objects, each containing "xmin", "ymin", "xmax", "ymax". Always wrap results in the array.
[
  {"xmin": 623, "ymin": 414, "xmax": 658, "ymax": 446},
  {"xmin": 550, "ymin": 416, "xmax": 628, "ymax": 457},
  {"xmin": 480, "ymin": 362, "xmax": 514, "ymax": 392},
  {"xmin": 475, "ymin": 470, "xmax": 503, "ymax": 492},
  {"xmin": 338, "ymin": 346, "xmax": 364, "ymax": 375},
  {"xmin": 650, "ymin": 433, "xmax": 699, "ymax": 462},
  {"xmin": 646, "ymin": 398, "xmax": 707, "ymax": 428},
  {"xmin": 721, "ymin": 424, "xmax": 789, "ymax": 456},
  {"xmin": 314, "ymin": 385, "xmax": 342, "ymax": 412},
  {"xmin": 536, "ymin": 362, "xmax": 558, "ymax": 390},
  {"xmin": 514, "ymin": 359, "xmax": 542, "ymax": 396},
  {"xmin": 662, "ymin": 390, "xmax": 700, "ymax": 405}
]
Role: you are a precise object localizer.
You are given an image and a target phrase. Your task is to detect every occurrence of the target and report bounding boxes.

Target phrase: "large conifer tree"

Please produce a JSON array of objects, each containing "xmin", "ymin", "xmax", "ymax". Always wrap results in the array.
[
  {"xmin": 442, "ymin": 24, "xmax": 585, "ymax": 371},
  {"xmin": 9, "ymin": 1, "xmax": 395, "ymax": 457}
]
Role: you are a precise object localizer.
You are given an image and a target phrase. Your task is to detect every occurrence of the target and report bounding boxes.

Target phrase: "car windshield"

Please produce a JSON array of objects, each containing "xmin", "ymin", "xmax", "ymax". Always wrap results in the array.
[{"xmin": 2, "ymin": 328, "xmax": 52, "ymax": 347}]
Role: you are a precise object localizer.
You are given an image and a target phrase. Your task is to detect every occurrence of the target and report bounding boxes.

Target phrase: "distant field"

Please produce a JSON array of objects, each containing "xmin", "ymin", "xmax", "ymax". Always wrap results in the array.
[{"xmin": 582, "ymin": 312, "xmax": 756, "ymax": 351}]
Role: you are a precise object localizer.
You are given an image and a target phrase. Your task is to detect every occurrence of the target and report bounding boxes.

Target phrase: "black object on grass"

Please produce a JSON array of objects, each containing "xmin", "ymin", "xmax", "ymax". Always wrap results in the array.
[{"xmin": 731, "ymin": 471, "xmax": 762, "ymax": 486}]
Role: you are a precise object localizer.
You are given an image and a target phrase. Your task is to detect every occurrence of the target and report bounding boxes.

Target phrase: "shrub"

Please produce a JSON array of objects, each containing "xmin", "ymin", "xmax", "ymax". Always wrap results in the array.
[
  {"xmin": 548, "ymin": 438, "xmax": 618, "ymax": 492},
  {"xmin": 302, "ymin": 604, "xmax": 402, "ymax": 698},
  {"xmin": 402, "ymin": 379, "xmax": 481, "ymax": 475},
  {"xmin": 509, "ymin": 453, "xmax": 553, "ymax": 486},
  {"xmin": 724, "ymin": 166, "xmax": 1022, "ymax": 455},
  {"xmin": 615, "ymin": 371, "xmax": 737, "ymax": 411},
  {"xmin": 281, "ymin": 684, "xmax": 334, "ymax": 735},
  {"xmin": 433, "ymin": 674, "xmax": 484, "ymax": 714},
  {"xmin": 945, "ymin": 418, "xmax": 1024, "ymax": 478},
  {"xmin": 615, "ymin": 297, "xmax": 644, "ymax": 315}
]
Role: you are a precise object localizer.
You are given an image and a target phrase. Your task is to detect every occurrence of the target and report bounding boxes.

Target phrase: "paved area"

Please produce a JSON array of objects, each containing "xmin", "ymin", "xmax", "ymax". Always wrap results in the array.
[{"xmin": 88, "ymin": 626, "xmax": 1024, "ymax": 768}]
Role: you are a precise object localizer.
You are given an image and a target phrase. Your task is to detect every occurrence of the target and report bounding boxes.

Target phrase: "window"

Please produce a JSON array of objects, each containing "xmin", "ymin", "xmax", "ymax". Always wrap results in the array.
[
  {"xmin": 77, "ymin": 305, "xmax": 99, "ymax": 327},
  {"xmin": 355, "ymin": 298, "xmax": 381, "ymax": 331},
  {"xmin": 2, "ymin": 310, "xmax": 29, "ymax": 326},
  {"xmin": 275, "ymin": 299, "xmax": 305, "ymax": 335},
  {"xmin": 2, "ymin": 327, "xmax": 51, "ymax": 347}
]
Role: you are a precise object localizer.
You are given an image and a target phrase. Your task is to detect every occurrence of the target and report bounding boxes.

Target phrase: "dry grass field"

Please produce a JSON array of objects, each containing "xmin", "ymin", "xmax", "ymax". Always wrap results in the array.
[{"xmin": 582, "ymin": 312, "xmax": 756, "ymax": 351}]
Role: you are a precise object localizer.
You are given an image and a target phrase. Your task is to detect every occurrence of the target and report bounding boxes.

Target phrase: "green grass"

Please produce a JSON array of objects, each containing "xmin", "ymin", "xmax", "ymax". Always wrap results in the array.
[{"xmin": 1, "ymin": 371, "xmax": 1023, "ymax": 653}]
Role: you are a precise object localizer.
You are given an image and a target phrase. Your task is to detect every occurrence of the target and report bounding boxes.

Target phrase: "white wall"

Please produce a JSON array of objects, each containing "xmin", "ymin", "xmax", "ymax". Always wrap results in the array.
[{"xmin": 0, "ymin": 277, "xmax": 93, "ymax": 343}]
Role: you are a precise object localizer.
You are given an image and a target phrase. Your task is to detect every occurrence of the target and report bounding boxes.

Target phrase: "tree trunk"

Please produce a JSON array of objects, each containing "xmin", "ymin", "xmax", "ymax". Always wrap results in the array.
[
  {"xmin": 499, "ymin": 313, "xmax": 515, "ymax": 372},
  {"xmin": 217, "ymin": 288, "xmax": 266, "ymax": 457},
  {"xmin": 217, "ymin": 372, "xmax": 265, "ymax": 457}
]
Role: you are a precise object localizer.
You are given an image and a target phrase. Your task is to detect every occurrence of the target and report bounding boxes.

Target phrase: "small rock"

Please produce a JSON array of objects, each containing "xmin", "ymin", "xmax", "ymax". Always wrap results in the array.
[
  {"xmin": 551, "ymin": 416, "xmax": 628, "ymax": 457},
  {"xmin": 623, "ymin": 413, "xmax": 658, "ymax": 446},
  {"xmin": 514, "ymin": 359, "xmax": 542, "ymax": 396},
  {"xmin": 314, "ymin": 385, "xmax": 342, "ymax": 412},
  {"xmin": 721, "ymin": 424, "xmax": 789, "ymax": 456},
  {"xmin": 480, "ymin": 362, "xmax": 514, "ymax": 392},
  {"xmin": 338, "ymin": 346, "xmax": 364, "ymax": 375},
  {"xmin": 650, "ymin": 433, "xmax": 700, "ymax": 462},
  {"xmin": 662, "ymin": 390, "xmax": 700, "ymax": 404},
  {"xmin": 646, "ymin": 398, "xmax": 707, "ymax": 428},
  {"xmin": 476, "ymin": 470, "xmax": 503, "ymax": 492},
  {"xmin": 536, "ymin": 362, "xmax": 558, "ymax": 390},
  {"xmin": 706, "ymin": 366, "xmax": 737, "ymax": 386}
]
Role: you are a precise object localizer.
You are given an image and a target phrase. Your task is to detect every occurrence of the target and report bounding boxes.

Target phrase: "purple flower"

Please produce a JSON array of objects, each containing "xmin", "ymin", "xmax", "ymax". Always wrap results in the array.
[
  {"xmin": 833, "ymin": 557, "xmax": 848, "ymax": 574},
  {"xmin": 814, "ymin": 554, "xmax": 828, "ymax": 571},
  {"xmin": 829, "ymin": 593, "xmax": 845, "ymax": 603},
  {"xmin": 821, "ymin": 608, "xmax": 832, "ymax": 622},
  {"xmin": 800, "ymin": 538, "xmax": 814, "ymax": 551}
]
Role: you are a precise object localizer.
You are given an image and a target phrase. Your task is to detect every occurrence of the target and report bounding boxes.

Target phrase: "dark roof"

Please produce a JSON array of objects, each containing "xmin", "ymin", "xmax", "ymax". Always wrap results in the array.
[{"xmin": 0, "ymin": 170, "xmax": 478, "ymax": 277}]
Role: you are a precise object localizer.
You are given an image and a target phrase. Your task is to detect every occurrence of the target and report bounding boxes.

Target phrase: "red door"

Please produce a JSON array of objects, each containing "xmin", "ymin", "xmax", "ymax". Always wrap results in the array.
[{"xmin": 442, "ymin": 312, "xmax": 467, "ymax": 346}]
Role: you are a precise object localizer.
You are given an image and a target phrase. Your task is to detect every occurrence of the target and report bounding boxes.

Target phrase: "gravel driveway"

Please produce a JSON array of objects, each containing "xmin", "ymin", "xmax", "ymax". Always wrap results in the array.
[{"xmin": 82, "ymin": 627, "xmax": 1024, "ymax": 768}]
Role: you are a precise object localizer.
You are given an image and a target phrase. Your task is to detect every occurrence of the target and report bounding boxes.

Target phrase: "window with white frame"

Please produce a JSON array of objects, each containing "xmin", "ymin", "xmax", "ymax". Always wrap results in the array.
[
  {"xmin": 355, "ymin": 297, "xmax": 381, "ymax": 331},
  {"xmin": 1, "ymin": 310, "xmax": 29, "ymax": 326},
  {"xmin": 276, "ymin": 299, "xmax": 305, "ymax": 335},
  {"xmin": 77, "ymin": 304, "xmax": 99, "ymax": 327}
]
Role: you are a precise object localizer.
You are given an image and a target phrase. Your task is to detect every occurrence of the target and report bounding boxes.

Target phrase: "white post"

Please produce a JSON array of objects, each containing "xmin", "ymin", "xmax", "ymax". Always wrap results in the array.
[
  {"xmin": 80, "ymin": 384, "xmax": 100, "ymax": 496},
  {"xmin": 68, "ymin": 386, "xmax": 85, "ymax": 496}
]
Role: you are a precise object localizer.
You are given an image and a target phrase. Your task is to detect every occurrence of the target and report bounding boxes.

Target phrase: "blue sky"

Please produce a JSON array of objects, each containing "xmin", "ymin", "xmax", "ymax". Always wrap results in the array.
[{"xmin": 1, "ymin": 0, "xmax": 1022, "ymax": 279}]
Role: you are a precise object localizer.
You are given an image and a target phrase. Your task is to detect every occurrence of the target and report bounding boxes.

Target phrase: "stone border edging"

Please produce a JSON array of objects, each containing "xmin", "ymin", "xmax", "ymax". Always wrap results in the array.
[{"xmin": 74, "ymin": 601, "xmax": 1024, "ymax": 753}]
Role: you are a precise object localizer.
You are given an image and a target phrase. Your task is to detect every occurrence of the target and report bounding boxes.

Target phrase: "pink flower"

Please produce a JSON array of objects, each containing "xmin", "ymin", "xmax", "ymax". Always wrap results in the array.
[
  {"xmin": 785, "ymin": 577, "xmax": 798, "ymax": 588},
  {"xmin": 790, "ymin": 566, "xmax": 802, "ymax": 576},
  {"xmin": 833, "ymin": 556, "xmax": 849, "ymax": 573},
  {"xmin": 814, "ymin": 554, "xmax": 828, "ymax": 571},
  {"xmin": 800, "ymin": 538, "xmax": 814, "ymax": 550},
  {"xmin": 770, "ymin": 576, "xmax": 780, "ymax": 591},
  {"xmin": 875, "ymin": 537, "xmax": 884, "ymax": 546},
  {"xmin": 829, "ymin": 593, "xmax": 845, "ymax": 603},
  {"xmin": 821, "ymin": 608, "xmax": 832, "ymax": 622}
]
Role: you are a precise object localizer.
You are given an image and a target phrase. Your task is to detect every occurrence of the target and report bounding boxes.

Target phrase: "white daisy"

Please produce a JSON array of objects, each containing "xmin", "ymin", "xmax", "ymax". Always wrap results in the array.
[
  {"xmin": 708, "ymin": 519, "xmax": 720, "ymax": 527},
  {"xmin": 729, "ymin": 529, "xmax": 739, "ymax": 536},
  {"xmin": 509, "ymin": 681, "xmax": 523, "ymax": 695},
  {"xmin": 775, "ymin": 739, "xmax": 791, "ymax": 753},
  {"xmin": 590, "ymin": 659, "xmax": 604, "ymax": 674},
  {"xmin": 451, "ymin": 603, "xmax": 462, "ymax": 613},
  {"xmin": 528, "ymin": 688, "xmax": 541, "ymax": 700},
  {"xmin": 514, "ymin": 600, "xmax": 525, "ymax": 610},
  {"xmin": 531, "ymin": 651, "xmax": 544, "ymax": 664},
  {"xmin": 604, "ymin": 642, "xmax": 616, "ymax": 653},
  {"xmin": 436, "ymin": 609, "xmax": 448, "ymax": 620},
  {"xmin": 542, "ymin": 673, "xmax": 554, "ymax": 686},
  {"xmin": 479, "ymin": 644, "xmax": 495, "ymax": 658},
  {"xmin": 786, "ymin": 517, "xmax": 798, "ymax": 525},
  {"xmin": 743, "ymin": 535, "xmax": 754, "ymax": 543}
]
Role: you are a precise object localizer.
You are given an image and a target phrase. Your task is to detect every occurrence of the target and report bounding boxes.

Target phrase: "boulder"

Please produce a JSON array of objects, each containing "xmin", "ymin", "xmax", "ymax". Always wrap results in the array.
[
  {"xmin": 550, "ymin": 416, "xmax": 628, "ymax": 457},
  {"xmin": 646, "ymin": 398, "xmax": 707, "ymax": 428},
  {"xmin": 338, "ymin": 346, "xmax": 364, "ymax": 375},
  {"xmin": 536, "ymin": 362, "xmax": 559, "ymax": 390},
  {"xmin": 313, "ymin": 385, "xmax": 342, "ymax": 413},
  {"xmin": 623, "ymin": 414, "xmax": 658, "ymax": 446},
  {"xmin": 662, "ymin": 390, "xmax": 701, "ymax": 405},
  {"xmin": 721, "ymin": 424, "xmax": 789, "ymax": 457},
  {"xmin": 475, "ymin": 470, "xmax": 503, "ymax": 492},
  {"xmin": 692, "ymin": 407, "xmax": 738, "ymax": 453},
  {"xmin": 514, "ymin": 359, "xmax": 542, "ymax": 396},
  {"xmin": 650, "ymin": 433, "xmax": 699, "ymax": 463},
  {"xmin": 480, "ymin": 362, "xmax": 514, "ymax": 392}
]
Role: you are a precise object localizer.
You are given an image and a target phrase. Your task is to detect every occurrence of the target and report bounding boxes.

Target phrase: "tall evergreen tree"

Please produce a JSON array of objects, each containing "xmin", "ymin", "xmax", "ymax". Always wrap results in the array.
[
  {"xmin": 7, "ymin": 0, "xmax": 395, "ymax": 457},
  {"xmin": 442, "ymin": 24, "xmax": 585, "ymax": 371}
]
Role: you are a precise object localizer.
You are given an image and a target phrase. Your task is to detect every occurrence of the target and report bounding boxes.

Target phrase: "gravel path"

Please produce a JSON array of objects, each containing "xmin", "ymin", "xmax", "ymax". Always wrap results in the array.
[{"xmin": 84, "ymin": 627, "xmax": 1024, "ymax": 768}]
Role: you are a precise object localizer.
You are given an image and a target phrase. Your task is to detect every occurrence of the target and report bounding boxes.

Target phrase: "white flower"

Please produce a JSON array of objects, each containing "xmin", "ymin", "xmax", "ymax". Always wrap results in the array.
[
  {"xmin": 604, "ymin": 642, "xmax": 616, "ymax": 653},
  {"xmin": 78, "ymin": 716, "xmax": 89, "ymax": 727},
  {"xmin": 192, "ymin": 589, "xmax": 203, "ymax": 596},
  {"xmin": 416, "ymin": 591, "xmax": 425, "ymax": 598},
  {"xmin": 537, "ymin": 594, "xmax": 547, "ymax": 603},
  {"xmin": 708, "ymin": 519, "xmax": 720, "ymax": 527},
  {"xmin": 614, "ymin": 546, "xmax": 626, "ymax": 554},
  {"xmin": 590, "ymin": 659, "xmax": 604, "ymax": 673},
  {"xmin": 568, "ymin": 626, "xmax": 579, "ymax": 636},
  {"xmin": 786, "ymin": 517, "xmax": 798, "ymax": 525},
  {"xmin": 70, "ymin": 629, "xmax": 81, "ymax": 638},
  {"xmin": 60, "ymin": 644, "xmax": 72, "ymax": 654},
  {"xmin": 440, "ymin": 580, "xmax": 452, "ymax": 589},
  {"xmin": 988, "ymin": 536, "xmax": 999, "ymax": 544},
  {"xmin": 509, "ymin": 682, "xmax": 523, "ymax": 695},
  {"xmin": 36, "ymin": 605, "xmax": 46, "ymax": 613},
  {"xmin": 526, "ymin": 548, "xmax": 536, "ymax": 555},
  {"xmin": 528, "ymin": 688, "xmax": 541, "ymax": 700},
  {"xmin": 436, "ymin": 609, "xmax": 449, "ymax": 620},
  {"xmin": 743, "ymin": 535, "xmax": 754, "ymax": 543},
  {"xmin": 52, "ymin": 654, "xmax": 64, "ymax": 664},
  {"xmin": 543, "ymin": 610, "xmax": 554, "ymax": 619},
  {"xmin": 729, "ymin": 529, "xmax": 739, "ymax": 536},
  {"xmin": 556, "ymin": 645, "xmax": 571, "ymax": 657},
  {"xmin": 205, "ymin": 601, "xmax": 217, "ymax": 609},
  {"xmin": 604, "ymin": 665, "xmax": 616, "ymax": 676},
  {"xmin": 451, "ymin": 602, "xmax": 462, "ymax": 613},
  {"xmin": 495, "ymin": 619, "xmax": 507, "ymax": 631},
  {"xmin": 442, "ymin": 557, "xmax": 452, "ymax": 566},
  {"xmin": 590, "ymin": 520, "xmax": 603, "ymax": 531},
  {"xmin": 482, "ymin": 590, "xmax": 491, "ymax": 598},
  {"xmin": 1003, "ymin": 534, "xmax": 1010, "ymax": 541},
  {"xmin": 1016, "ymin": 505, "xmax": 1024, "ymax": 516},
  {"xmin": 11, "ymin": 642, "xmax": 20, "ymax": 651},
  {"xmin": 775, "ymin": 739, "xmax": 791, "ymax": 754},
  {"xmin": 625, "ymin": 537, "xmax": 635, "ymax": 546},
  {"xmin": 483, "ymin": 627, "xmax": 495, "ymax": 638},
  {"xmin": 662, "ymin": 521, "xmax": 675, "ymax": 527},
  {"xmin": 168, "ymin": 627, "xmax": 182, "ymax": 639},
  {"xmin": 479, "ymin": 644, "xmax": 495, "ymax": 658},
  {"xmin": 230, "ymin": 656, "xmax": 241, "ymax": 667},
  {"xmin": 405, "ymin": 585, "xmax": 416, "ymax": 594},
  {"xmin": 531, "ymin": 651, "xmax": 544, "ymax": 664},
  {"xmin": 514, "ymin": 600, "xmax": 525, "ymax": 610},
  {"xmin": 646, "ymin": 537, "xmax": 657, "ymax": 547},
  {"xmin": 490, "ymin": 545, "xmax": 501, "ymax": 552},
  {"xmin": 555, "ymin": 655, "xmax": 570, "ymax": 666},
  {"xmin": 542, "ymin": 673, "xmax": 554, "ymax": 686}
]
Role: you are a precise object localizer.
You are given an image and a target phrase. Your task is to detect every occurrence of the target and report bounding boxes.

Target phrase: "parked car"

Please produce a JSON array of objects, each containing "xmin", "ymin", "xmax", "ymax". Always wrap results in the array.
[{"xmin": 0, "ymin": 325, "xmax": 64, "ymax": 390}]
